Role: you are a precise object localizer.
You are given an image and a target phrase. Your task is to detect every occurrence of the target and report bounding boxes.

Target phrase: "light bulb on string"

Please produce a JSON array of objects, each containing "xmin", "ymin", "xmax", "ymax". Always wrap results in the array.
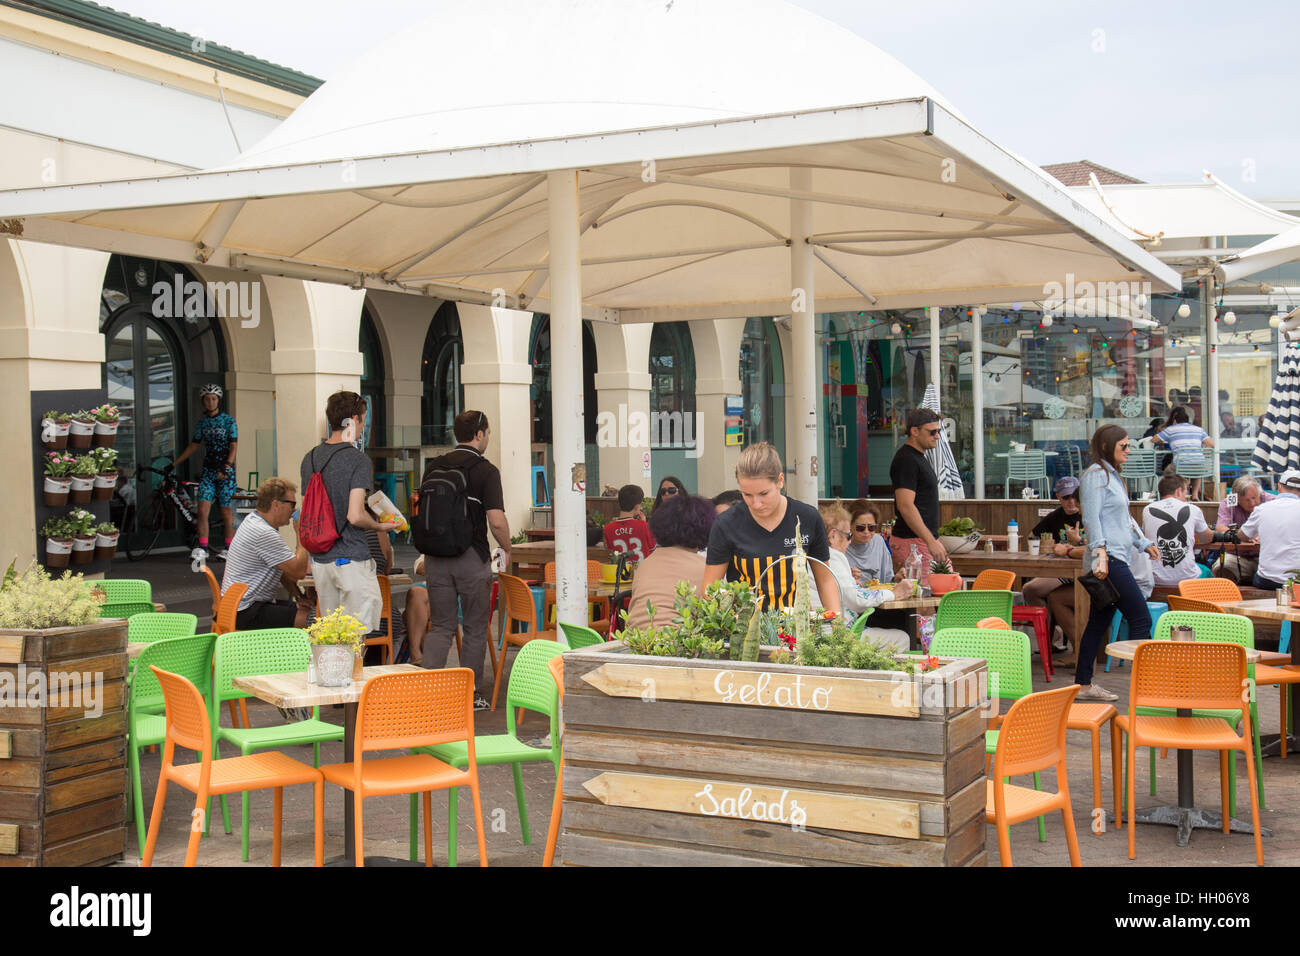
[
  {"xmin": 1177, "ymin": 303, "xmax": 1192, "ymax": 319},
  {"xmin": 1271, "ymin": 315, "xmax": 1282, "ymax": 328}
]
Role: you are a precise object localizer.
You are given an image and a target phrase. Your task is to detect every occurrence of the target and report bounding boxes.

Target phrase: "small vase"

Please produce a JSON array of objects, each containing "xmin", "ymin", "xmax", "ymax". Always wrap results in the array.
[
  {"xmin": 41, "ymin": 419, "xmax": 70, "ymax": 450},
  {"xmin": 68, "ymin": 418, "xmax": 95, "ymax": 449},
  {"xmin": 310, "ymin": 644, "xmax": 355, "ymax": 687},
  {"xmin": 69, "ymin": 474, "xmax": 95, "ymax": 504},
  {"xmin": 94, "ymin": 532, "xmax": 119, "ymax": 561},
  {"xmin": 45, "ymin": 537, "xmax": 72, "ymax": 569},
  {"xmin": 72, "ymin": 535, "xmax": 96, "ymax": 564},
  {"xmin": 43, "ymin": 476, "xmax": 72, "ymax": 507},
  {"xmin": 92, "ymin": 420, "xmax": 118, "ymax": 448},
  {"xmin": 92, "ymin": 472, "xmax": 118, "ymax": 500},
  {"xmin": 929, "ymin": 573, "xmax": 963, "ymax": 596}
]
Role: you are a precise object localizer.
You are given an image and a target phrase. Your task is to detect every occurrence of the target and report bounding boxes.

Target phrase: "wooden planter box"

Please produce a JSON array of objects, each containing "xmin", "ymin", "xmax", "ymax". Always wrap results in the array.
[
  {"xmin": 557, "ymin": 643, "xmax": 989, "ymax": 867},
  {"xmin": 0, "ymin": 619, "xmax": 128, "ymax": 867}
]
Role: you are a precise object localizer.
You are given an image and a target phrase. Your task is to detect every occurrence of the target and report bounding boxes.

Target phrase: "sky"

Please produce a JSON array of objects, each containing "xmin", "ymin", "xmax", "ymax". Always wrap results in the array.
[{"xmin": 100, "ymin": 0, "xmax": 1300, "ymax": 199}]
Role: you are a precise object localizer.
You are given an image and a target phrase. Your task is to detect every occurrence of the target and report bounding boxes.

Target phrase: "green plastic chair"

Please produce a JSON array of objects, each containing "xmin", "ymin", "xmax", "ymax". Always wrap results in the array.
[
  {"xmin": 407, "ymin": 639, "xmax": 566, "ymax": 865},
  {"xmin": 128, "ymin": 612, "xmax": 198, "ymax": 643},
  {"xmin": 932, "ymin": 626, "xmax": 1046, "ymax": 841},
  {"xmin": 1123, "ymin": 611, "xmax": 1265, "ymax": 818},
  {"xmin": 935, "ymin": 590, "xmax": 1013, "ymax": 632},
  {"xmin": 558, "ymin": 621, "xmax": 605, "ymax": 649},
  {"xmin": 127, "ymin": 633, "xmax": 217, "ymax": 855},
  {"xmin": 850, "ymin": 607, "xmax": 875, "ymax": 635},
  {"xmin": 96, "ymin": 579, "xmax": 152, "ymax": 604},
  {"xmin": 210, "ymin": 628, "xmax": 345, "ymax": 861}
]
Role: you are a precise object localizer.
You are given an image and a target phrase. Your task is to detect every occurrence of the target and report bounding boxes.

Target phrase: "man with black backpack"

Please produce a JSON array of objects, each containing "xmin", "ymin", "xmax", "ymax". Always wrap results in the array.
[
  {"xmin": 413, "ymin": 409, "xmax": 511, "ymax": 709},
  {"xmin": 298, "ymin": 391, "xmax": 388, "ymax": 632}
]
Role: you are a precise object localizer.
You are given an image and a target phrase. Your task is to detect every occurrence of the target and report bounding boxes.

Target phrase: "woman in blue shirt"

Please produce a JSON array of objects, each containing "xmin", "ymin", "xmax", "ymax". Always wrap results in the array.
[{"xmin": 1076, "ymin": 424, "xmax": 1160, "ymax": 701}]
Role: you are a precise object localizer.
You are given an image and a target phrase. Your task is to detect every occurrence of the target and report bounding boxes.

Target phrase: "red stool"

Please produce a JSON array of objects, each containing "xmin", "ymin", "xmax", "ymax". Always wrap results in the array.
[{"xmin": 1011, "ymin": 606, "xmax": 1053, "ymax": 681}]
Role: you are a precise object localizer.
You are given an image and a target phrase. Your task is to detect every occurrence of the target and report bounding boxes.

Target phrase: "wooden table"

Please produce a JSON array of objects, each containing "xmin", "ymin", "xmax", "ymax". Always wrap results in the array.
[
  {"xmin": 948, "ymin": 551, "xmax": 1087, "ymax": 647},
  {"xmin": 538, "ymin": 581, "xmax": 621, "ymax": 598},
  {"xmin": 877, "ymin": 596, "xmax": 941, "ymax": 612},
  {"xmin": 506, "ymin": 542, "xmax": 613, "ymax": 577},
  {"xmin": 233, "ymin": 663, "xmax": 423, "ymax": 865},
  {"xmin": 1105, "ymin": 638, "xmax": 1269, "ymax": 846}
]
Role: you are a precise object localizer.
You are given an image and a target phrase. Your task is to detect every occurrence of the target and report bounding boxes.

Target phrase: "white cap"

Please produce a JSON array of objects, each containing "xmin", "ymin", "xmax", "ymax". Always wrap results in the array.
[{"xmin": 1280, "ymin": 469, "xmax": 1300, "ymax": 489}]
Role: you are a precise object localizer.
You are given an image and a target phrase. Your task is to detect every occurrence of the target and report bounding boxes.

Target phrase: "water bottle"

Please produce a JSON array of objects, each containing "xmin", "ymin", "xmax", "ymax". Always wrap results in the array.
[
  {"xmin": 905, "ymin": 544, "xmax": 923, "ymax": 584},
  {"xmin": 1007, "ymin": 518, "xmax": 1019, "ymax": 554}
]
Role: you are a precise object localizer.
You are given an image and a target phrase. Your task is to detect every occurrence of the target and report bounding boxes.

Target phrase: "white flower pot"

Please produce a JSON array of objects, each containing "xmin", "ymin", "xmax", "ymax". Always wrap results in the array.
[
  {"xmin": 69, "ymin": 474, "xmax": 95, "ymax": 504},
  {"xmin": 92, "ymin": 472, "xmax": 117, "ymax": 500},
  {"xmin": 310, "ymin": 644, "xmax": 355, "ymax": 687},
  {"xmin": 68, "ymin": 419, "xmax": 95, "ymax": 449},
  {"xmin": 43, "ymin": 476, "xmax": 71, "ymax": 507},
  {"xmin": 92, "ymin": 420, "xmax": 118, "ymax": 448},
  {"xmin": 94, "ymin": 532, "xmax": 119, "ymax": 561},
  {"xmin": 45, "ymin": 537, "xmax": 72, "ymax": 569},
  {"xmin": 41, "ymin": 419, "xmax": 70, "ymax": 449}
]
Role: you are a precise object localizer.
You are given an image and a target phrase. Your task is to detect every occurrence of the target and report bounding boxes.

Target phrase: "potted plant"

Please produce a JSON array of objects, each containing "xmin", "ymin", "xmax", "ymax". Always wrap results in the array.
[
  {"xmin": 90, "ymin": 403, "xmax": 120, "ymax": 448},
  {"xmin": 41, "ymin": 451, "xmax": 77, "ymax": 506},
  {"xmin": 41, "ymin": 517, "xmax": 74, "ymax": 569},
  {"xmin": 1286, "ymin": 571, "xmax": 1300, "ymax": 608},
  {"xmin": 40, "ymin": 410, "xmax": 71, "ymax": 450},
  {"xmin": 937, "ymin": 516, "xmax": 982, "ymax": 555},
  {"xmin": 928, "ymin": 556, "xmax": 963, "ymax": 595},
  {"xmin": 306, "ymin": 606, "xmax": 367, "ymax": 685},
  {"xmin": 94, "ymin": 522, "xmax": 120, "ymax": 561},
  {"xmin": 67, "ymin": 409, "xmax": 96, "ymax": 449},
  {"xmin": 68, "ymin": 508, "xmax": 97, "ymax": 565},
  {"xmin": 68, "ymin": 455, "xmax": 98, "ymax": 504},
  {"xmin": 90, "ymin": 447, "xmax": 119, "ymax": 500}
]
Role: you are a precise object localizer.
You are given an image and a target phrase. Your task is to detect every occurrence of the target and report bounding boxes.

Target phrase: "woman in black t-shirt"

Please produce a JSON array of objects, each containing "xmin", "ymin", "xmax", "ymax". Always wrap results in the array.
[{"xmin": 703, "ymin": 443, "xmax": 838, "ymax": 614}]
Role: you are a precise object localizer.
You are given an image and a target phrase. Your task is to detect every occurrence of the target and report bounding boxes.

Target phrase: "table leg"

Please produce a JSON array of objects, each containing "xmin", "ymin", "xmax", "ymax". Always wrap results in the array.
[
  {"xmin": 343, "ymin": 700, "xmax": 357, "ymax": 863},
  {"xmin": 1073, "ymin": 572, "xmax": 1088, "ymax": 657}
]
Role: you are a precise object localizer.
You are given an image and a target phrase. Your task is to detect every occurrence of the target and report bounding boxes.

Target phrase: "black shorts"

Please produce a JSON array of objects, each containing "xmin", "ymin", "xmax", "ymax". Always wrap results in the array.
[{"xmin": 235, "ymin": 600, "xmax": 298, "ymax": 630}]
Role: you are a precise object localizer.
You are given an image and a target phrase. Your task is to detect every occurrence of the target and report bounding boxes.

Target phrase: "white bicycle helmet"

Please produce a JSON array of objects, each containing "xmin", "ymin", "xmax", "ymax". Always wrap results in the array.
[{"xmin": 199, "ymin": 383, "xmax": 224, "ymax": 398}]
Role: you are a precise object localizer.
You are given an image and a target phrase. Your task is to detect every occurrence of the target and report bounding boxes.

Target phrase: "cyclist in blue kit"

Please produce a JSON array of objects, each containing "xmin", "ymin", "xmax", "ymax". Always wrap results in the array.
[{"xmin": 171, "ymin": 383, "xmax": 238, "ymax": 560}]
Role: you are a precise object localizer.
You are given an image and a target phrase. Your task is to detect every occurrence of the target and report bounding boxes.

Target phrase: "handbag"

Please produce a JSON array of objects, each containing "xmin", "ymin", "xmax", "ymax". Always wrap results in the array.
[{"xmin": 1079, "ymin": 571, "xmax": 1120, "ymax": 611}]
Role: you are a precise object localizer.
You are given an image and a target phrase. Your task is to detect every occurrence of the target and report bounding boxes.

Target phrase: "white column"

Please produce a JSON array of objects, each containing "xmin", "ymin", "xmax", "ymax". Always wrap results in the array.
[
  {"xmin": 690, "ymin": 318, "xmax": 747, "ymax": 497},
  {"xmin": 1205, "ymin": 276, "xmax": 1220, "ymax": 494},
  {"xmin": 972, "ymin": 313, "xmax": 984, "ymax": 498},
  {"xmin": 930, "ymin": 306, "xmax": 941, "ymax": 391},
  {"xmin": 592, "ymin": 322, "xmax": 653, "ymax": 492},
  {"xmin": 789, "ymin": 168, "xmax": 818, "ymax": 502},
  {"xmin": 548, "ymin": 170, "xmax": 587, "ymax": 629}
]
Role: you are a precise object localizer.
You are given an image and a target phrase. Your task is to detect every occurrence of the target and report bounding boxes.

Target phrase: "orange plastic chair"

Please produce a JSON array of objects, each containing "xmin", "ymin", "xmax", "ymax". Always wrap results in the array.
[
  {"xmin": 1178, "ymin": 578, "xmax": 1242, "ymax": 603},
  {"xmin": 369, "ymin": 576, "xmax": 395, "ymax": 665},
  {"xmin": 986, "ymin": 683, "xmax": 1082, "ymax": 867},
  {"xmin": 977, "ymin": 616, "xmax": 1011, "ymax": 630},
  {"xmin": 1114, "ymin": 641, "xmax": 1263, "ymax": 864},
  {"xmin": 200, "ymin": 565, "xmax": 222, "ymax": 621},
  {"xmin": 141, "ymin": 666, "xmax": 324, "ymax": 867},
  {"xmin": 492, "ymin": 573, "xmax": 558, "ymax": 711},
  {"xmin": 320, "ymin": 668, "xmax": 487, "ymax": 867},
  {"xmin": 1167, "ymin": 594, "xmax": 1225, "ymax": 615},
  {"xmin": 973, "ymin": 569, "xmax": 1016, "ymax": 592},
  {"xmin": 213, "ymin": 582, "xmax": 250, "ymax": 729},
  {"xmin": 542, "ymin": 560, "xmax": 610, "ymax": 629},
  {"xmin": 543, "ymin": 654, "xmax": 565, "ymax": 867}
]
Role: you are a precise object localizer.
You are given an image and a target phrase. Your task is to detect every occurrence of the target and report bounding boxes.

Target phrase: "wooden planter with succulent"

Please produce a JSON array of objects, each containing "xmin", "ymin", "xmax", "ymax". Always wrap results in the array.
[
  {"xmin": 556, "ymin": 523, "xmax": 989, "ymax": 867},
  {"xmin": 306, "ymin": 607, "xmax": 367, "ymax": 686},
  {"xmin": 928, "ymin": 556, "xmax": 963, "ymax": 596},
  {"xmin": 0, "ymin": 564, "xmax": 128, "ymax": 866},
  {"xmin": 39, "ymin": 411, "xmax": 71, "ymax": 451}
]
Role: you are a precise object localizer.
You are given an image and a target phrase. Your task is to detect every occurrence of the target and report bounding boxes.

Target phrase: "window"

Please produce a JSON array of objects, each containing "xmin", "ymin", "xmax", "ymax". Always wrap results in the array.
[
  {"xmin": 648, "ymin": 321, "xmax": 696, "ymax": 448},
  {"xmin": 421, "ymin": 301, "xmax": 463, "ymax": 446}
]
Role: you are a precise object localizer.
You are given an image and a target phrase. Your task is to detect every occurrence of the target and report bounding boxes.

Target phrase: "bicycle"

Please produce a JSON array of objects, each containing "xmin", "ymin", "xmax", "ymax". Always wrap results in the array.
[{"xmin": 124, "ymin": 464, "xmax": 226, "ymax": 562}]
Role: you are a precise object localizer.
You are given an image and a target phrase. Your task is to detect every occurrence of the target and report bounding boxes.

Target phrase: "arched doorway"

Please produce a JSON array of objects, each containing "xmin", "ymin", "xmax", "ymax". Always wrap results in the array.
[
  {"xmin": 529, "ymin": 313, "xmax": 598, "ymax": 490},
  {"xmin": 739, "ymin": 317, "xmax": 785, "ymax": 462},
  {"xmin": 648, "ymin": 321, "xmax": 698, "ymax": 490},
  {"xmin": 100, "ymin": 255, "xmax": 227, "ymax": 547},
  {"xmin": 359, "ymin": 305, "xmax": 386, "ymax": 449},
  {"xmin": 421, "ymin": 301, "xmax": 463, "ymax": 446}
]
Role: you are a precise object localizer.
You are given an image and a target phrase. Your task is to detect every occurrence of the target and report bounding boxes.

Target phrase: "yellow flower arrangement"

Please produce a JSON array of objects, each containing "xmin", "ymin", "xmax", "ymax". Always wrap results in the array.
[{"xmin": 306, "ymin": 605, "xmax": 367, "ymax": 652}]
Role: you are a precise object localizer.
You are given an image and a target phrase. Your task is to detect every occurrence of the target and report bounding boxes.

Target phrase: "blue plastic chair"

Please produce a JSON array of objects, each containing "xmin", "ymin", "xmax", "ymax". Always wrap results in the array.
[
  {"xmin": 531, "ymin": 466, "xmax": 550, "ymax": 507},
  {"xmin": 1104, "ymin": 602, "xmax": 1168, "ymax": 672}
]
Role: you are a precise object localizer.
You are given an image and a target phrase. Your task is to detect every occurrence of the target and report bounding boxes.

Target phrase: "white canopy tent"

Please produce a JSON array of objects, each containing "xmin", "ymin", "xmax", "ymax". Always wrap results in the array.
[{"xmin": 0, "ymin": 0, "xmax": 1180, "ymax": 623}]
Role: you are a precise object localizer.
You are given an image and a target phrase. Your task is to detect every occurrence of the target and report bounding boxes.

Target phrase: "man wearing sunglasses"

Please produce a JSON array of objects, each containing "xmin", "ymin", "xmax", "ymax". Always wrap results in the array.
[
  {"xmin": 889, "ymin": 408, "xmax": 946, "ymax": 581},
  {"xmin": 221, "ymin": 477, "xmax": 312, "ymax": 629}
]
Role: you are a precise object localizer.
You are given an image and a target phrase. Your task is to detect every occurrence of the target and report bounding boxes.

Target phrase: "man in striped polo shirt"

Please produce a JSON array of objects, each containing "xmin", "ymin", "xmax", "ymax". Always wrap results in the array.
[{"xmin": 221, "ymin": 477, "xmax": 312, "ymax": 629}]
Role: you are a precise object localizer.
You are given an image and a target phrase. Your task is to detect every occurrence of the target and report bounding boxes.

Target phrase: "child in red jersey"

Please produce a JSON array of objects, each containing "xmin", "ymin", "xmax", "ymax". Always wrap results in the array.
[{"xmin": 603, "ymin": 483, "xmax": 656, "ymax": 563}]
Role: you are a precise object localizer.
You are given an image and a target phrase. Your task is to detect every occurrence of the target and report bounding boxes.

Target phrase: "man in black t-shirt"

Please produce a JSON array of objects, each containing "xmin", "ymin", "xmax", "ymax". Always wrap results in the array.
[
  {"xmin": 1031, "ymin": 476, "xmax": 1084, "ymax": 542},
  {"xmin": 889, "ymin": 409, "xmax": 944, "ymax": 582},
  {"xmin": 418, "ymin": 410, "xmax": 512, "ymax": 710}
]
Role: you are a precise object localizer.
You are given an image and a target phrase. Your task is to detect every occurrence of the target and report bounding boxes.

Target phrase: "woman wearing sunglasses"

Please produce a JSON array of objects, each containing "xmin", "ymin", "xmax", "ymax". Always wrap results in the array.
[
  {"xmin": 844, "ymin": 503, "xmax": 893, "ymax": 584},
  {"xmin": 653, "ymin": 476, "xmax": 688, "ymax": 511},
  {"xmin": 1075, "ymin": 425, "xmax": 1161, "ymax": 702}
]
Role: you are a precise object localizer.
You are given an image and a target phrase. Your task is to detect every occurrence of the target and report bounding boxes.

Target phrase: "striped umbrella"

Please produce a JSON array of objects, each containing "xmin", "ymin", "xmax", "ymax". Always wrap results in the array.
[
  {"xmin": 1252, "ymin": 350, "xmax": 1300, "ymax": 475},
  {"xmin": 921, "ymin": 382, "xmax": 966, "ymax": 499}
]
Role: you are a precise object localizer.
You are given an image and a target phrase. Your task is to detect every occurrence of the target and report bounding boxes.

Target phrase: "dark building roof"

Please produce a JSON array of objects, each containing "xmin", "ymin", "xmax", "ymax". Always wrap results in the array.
[
  {"xmin": 1040, "ymin": 160, "xmax": 1144, "ymax": 187},
  {"xmin": 1, "ymin": 0, "xmax": 323, "ymax": 96}
]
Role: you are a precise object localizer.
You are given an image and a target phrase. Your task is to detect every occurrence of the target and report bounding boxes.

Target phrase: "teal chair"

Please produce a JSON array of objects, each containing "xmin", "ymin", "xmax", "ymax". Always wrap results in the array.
[
  {"xmin": 209, "ymin": 628, "xmax": 345, "ymax": 860},
  {"xmin": 932, "ymin": 626, "xmax": 1046, "ymax": 841},
  {"xmin": 1104, "ymin": 602, "xmax": 1168, "ymax": 672},
  {"xmin": 935, "ymin": 590, "xmax": 1013, "ymax": 631},
  {"xmin": 558, "ymin": 621, "xmax": 606, "ymax": 649},
  {"xmin": 407, "ymin": 639, "xmax": 566, "ymax": 864},
  {"xmin": 1121, "ymin": 611, "xmax": 1266, "ymax": 819},
  {"xmin": 127, "ymin": 633, "xmax": 217, "ymax": 855}
]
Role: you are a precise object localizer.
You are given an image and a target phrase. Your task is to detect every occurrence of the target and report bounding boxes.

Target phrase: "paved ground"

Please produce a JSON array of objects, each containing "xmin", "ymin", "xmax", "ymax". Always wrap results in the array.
[{"xmin": 114, "ymin": 547, "xmax": 1296, "ymax": 867}]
